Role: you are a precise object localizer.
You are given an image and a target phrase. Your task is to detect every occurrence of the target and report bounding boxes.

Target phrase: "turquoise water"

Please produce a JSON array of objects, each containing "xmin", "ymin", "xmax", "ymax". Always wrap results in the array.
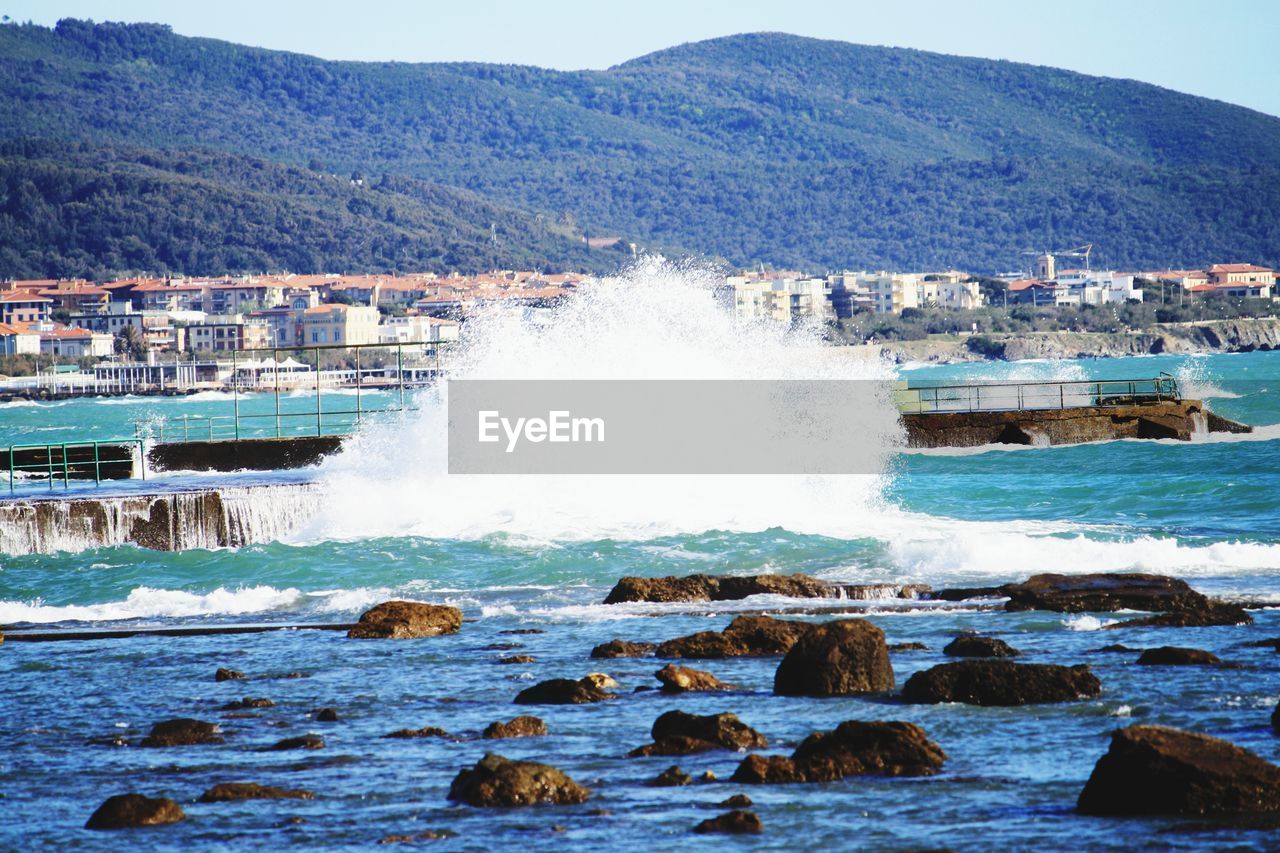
[{"xmin": 2, "ymin": 350, "xmax": 1279, "ymax": 849}]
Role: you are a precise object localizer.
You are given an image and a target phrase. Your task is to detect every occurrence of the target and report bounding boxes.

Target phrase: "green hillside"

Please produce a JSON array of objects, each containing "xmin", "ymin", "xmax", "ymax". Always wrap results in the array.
[{"xmin": 1, "ymin": 20, "xmax": 1277, "ymax": 277}]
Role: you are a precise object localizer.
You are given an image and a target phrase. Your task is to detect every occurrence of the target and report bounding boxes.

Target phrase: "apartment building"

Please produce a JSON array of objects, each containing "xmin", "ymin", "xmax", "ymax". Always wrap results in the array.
[
  {"xmin": 300, "ymin": 304, "xmax": 379, "ymax": 346},
  {"xmin": 187, "ymin": 315, "xmax": 271, "ymax": 353}
]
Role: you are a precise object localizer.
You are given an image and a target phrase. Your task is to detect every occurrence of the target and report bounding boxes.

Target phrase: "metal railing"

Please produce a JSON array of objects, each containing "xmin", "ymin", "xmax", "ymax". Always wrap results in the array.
[
  {"xmin": 6, "ymin": 439, "xmax": 145, "ymax": 493},
  {"xmin": 136, "ymin": 341, "xmax": 449, "ymax": 443},
  {"xmin": 896, "ymin": 375, "xmax": 1181, "ymax": 415}
]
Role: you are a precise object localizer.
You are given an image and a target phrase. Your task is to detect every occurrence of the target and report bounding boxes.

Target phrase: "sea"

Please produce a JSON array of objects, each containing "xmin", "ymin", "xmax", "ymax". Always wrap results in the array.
[{"xmin": 2, "ymin": 264, "xmax": 1278, "ymax": 849}]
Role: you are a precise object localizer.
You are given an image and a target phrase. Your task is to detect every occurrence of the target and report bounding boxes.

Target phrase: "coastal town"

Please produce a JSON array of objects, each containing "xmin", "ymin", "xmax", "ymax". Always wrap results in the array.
[{"xmin": 0, "ymin": 254, "xmax": 1274, "ymax": 368}]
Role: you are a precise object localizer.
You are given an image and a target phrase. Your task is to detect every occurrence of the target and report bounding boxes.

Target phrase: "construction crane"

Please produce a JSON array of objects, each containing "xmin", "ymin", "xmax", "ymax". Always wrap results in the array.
[{"xmin": 1053, "ymin": 243, "xmax": 1093, "ymax": 272}]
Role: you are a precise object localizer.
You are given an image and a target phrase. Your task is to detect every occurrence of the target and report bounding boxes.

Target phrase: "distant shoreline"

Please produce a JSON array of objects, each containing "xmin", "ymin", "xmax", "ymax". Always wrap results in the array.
[{"xmin": 872, "ymin": 317, "xmax": 1280, "ymax": 366}]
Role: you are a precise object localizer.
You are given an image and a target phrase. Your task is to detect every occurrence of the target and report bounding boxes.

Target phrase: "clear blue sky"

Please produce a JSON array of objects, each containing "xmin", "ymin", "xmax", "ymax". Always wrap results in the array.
[{"xmin": 5, "ymin": 0, "xmax": 1279, "ymax": 115}]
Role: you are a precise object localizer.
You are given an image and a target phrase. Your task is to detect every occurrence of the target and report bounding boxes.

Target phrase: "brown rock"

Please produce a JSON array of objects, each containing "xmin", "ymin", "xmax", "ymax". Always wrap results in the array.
[
  {"xmin": 693, "ymin": 809, "xmax": 763, "ymax": 834},
  {"xmin": 140, "ymin": 718, "xmax": 224, "ymax": 747},
  {"xmin": 514, "ymin": 677, "xmax": 617, "ymax": 705},
  {"xmin": 773, "ymin": 619, "xmax": 894, "ymax": 696},
  {"xmin": 385, "ymin": 726, "xmax": 449, "ymax": 738},
  {"xmin": 943, "ymin": 635, "xmax": 1020, "ymax": 658},
  {"xmin": 657, "ymin": 614, "xmax": 811, "ymax": 659},
  {"xmin": 1136, "ymin": 647, "xmax": 1222, "ymax": 666},
  {"xmin": 605, "ymin": 573, "xmax": 928, "ymax": 604},
  {"xmin": 901, "ymin": 660, "xmax": 1101, "ymax": 706},
  {"xmin": 731, "ymin": 720, "xmax": 946, "ymax": 784},
  {"xmin": 447, "ymin": 752, "xmax": 589, "ymax": 807},
  {"xmin": 1078, "ymin": 725, "xmax": 1280, "ymax": 816},
  {"xmin": 85, "ymin": 793, "xmax": 185, "ymax": 830},
  {"xmin": 314, "ymin": 708, "xmax": 340, "ymax": 722},
  {"xmin": 888, "ymin": 642, "xmax": 929, "ymax": 651},
  {"xmin": 221, "ymin": 697, "xmax": 274, "ymax": 710},
  {"xmin": 269, "ymin": 734, "xmax": 324, "ymax": 750},
  {"xmin": 496, "ymin": 655, "xmax": 536, "ymax": 665},
  {"xmin": 483, "ymin": 716, "xmax": 548, "ymax": 739},
  {"xmin": 718, "ymin": 793, "xmax": 753, "ymax": 808},
  {"xmin": 215, "ymin": 667, "xmax": 245, "ymax": 682},
  {"xmin": 630, "ymin": 711, "xmax": 766, "ymax": 757},
  {"xmin": 655, "ymin": 664, "xmax": 731, "ymax": 693},
  {"xmin": 1112, "ymin": 602, "xmax": 1252, "ymax": 628},
  {"xmin": 648, "ymin": 765, "xmax": 692, "ymax": 787},
  {"xmin": 346, "ymin": 600, "xmax": 463, "ymax": 640},
  {"xmin": 590, "ymin": 639, "xmax": 656, "ymax": 659},
  {"xmin": 198, "ymin": 782, "xmax": 314, "ymax": 802},
  {"xmin": 1002, "ymin": 573, "xmax": 1205, "ymax": 613}
]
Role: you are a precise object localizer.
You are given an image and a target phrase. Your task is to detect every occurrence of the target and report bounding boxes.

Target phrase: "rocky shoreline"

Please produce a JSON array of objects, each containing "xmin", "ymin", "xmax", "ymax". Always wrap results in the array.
[
  {"xmin": 874, "ymin": 317, "xmax": 1280, "ymax": 364},
  {"xmin": 20, "ymin": 571, "xmax": 1280, "ymax": 841}
]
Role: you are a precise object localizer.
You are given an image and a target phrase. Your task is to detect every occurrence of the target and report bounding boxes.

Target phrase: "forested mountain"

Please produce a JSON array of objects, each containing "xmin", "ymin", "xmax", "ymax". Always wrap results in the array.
[{"xmin": 1, "ymin": 19, "xmax": 1278, "ymax": 278}]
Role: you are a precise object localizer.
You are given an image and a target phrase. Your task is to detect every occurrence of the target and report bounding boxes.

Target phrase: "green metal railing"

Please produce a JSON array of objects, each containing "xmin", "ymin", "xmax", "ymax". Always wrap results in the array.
[
  {"xmin": 5, "ymin": 439, "xmax": 145, "ymax": 493},
  {"xmin": 896, "ymin": 375, "xmax": 1181, "ymax": 414},
  {"xmin": 136, "ymin": 341, "xmax": 449, "ymax": 443}
]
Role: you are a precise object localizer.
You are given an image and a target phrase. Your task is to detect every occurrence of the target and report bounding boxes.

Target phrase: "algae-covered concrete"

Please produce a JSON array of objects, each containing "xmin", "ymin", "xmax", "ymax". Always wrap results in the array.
[{"xmin": 148, "ymin": 436, "xmax": 344, "ymax": 472}]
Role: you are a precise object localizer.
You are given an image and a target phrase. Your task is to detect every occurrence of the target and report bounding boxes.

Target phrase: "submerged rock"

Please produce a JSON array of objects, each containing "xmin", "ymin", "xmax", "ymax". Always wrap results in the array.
[
  {"xmin": 693, "ymin": 809, "xmax": 764, "ymax": 834},
  {"xmin": 447, "ymin": 753, "xmax": 590, "ymax": 807},
  {"xmin": 85, "ymin": 793, "xmax": 185, "ymax": 829},
  {"xmin": 718, "ymin": 793, "xmax": 754, "ymax": 808},
  {"xmin": 379, "ymin": 830, "xmax": 455, "ymax": 843},
  {"xmin": 215, "ymin": 667, "xmax": 246, "ymax": 682},
  {"xmin": 1136, "ymin": 647, "xmax": 1222, "ymax": 666},
  {"xmin": 731, "ymin": 720, "xmax": 946, "ymax": 784},
  {"xmin": 888, "ymin": 642, "xmax": 929, "ymax": 652},
  {"xmin": 655, "ymin": 664, "xmax": 732, "ymax": 693},
  {"xmin": 605, "ymin": 573, "xmax": 928, "ymax": 604},
  {"xmin": 514, "ymin": 677, "xmax": 618, "ymax": 705},
  {"xmin": 998, "ymin": 573, "xmax": 1252, "ymax": 627},
  {"xmin": 347, "ymin": 601, "xmax": 463, "ymax": 640},
  {"xmin": 140, "ymin": 718, "xmax": 224, "ymax": 747},
  {"xmin": 483, "ymin": 716, "xmax": 548, "ymax": 739},
  {"xmin": 220, "ymin": 697, "xmax": 274, "ymax": 710},
  {"xmin": 268, "ymin": 734, "xmax": 324, "ymax": 750},
  {"xmin": 901, "ymin": 660, "xmax": 1101, "ymax": 706},
  {"xmin": 385, "ymin": 726, "xmax": 449, "ymax": 739},
  {"xmin": 497, "ymin": 654, "xmax": 536, "ymax": 665},
  {"xmin": 943, "ymin": 635, "xmax": 1020, "ymax": 658},
  {"xmin": 1078, "ymin": 725, "xmax": 1280, "ymax": 816},
  {"xmin": 1112, "ymin": 603, "xmax": 1252, "ymax": 628},
  {"xmin": 648, "ymin": 765, "xmax": 692, "ymax": 787},
  {"xmin": 773, "ymin": 619, "xmax": 894, "ymax": 696},
  {"xmin": 630, "ymin": 710, "xmax": 767, "ymax": 757},
  {"xmin": 198, "ymin": 782, "xmax": 314, "ymax": 802},
  {"xmin": 658, "ymin": 615, "xmax": 811, "ymax": 659},
  {"xmin": 590, "ymin": 639, "xmax": 656, "ymax": 659},
  {"xmin": 314, "ymin": 708, "xmax": 340, "ymax": 722}
]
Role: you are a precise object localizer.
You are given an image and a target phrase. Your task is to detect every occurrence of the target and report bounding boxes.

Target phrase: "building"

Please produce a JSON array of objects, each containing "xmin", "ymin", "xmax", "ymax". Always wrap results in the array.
[
  {"xmin": 1207, "ymin": 264, "xmax": 1276, "ymax": 287},
  {"xmin": 186, "ymin": 315, "xmax": 271, "ymax": 353},
  {"xmin": 0, "ymin": 290, "xmax": 53, "ymax": 325},
  {"xmin": 377, "ymin": 315, "xmax": 461, "ymax": 345},
  {"xmin": 300, "ymin": 304, "xmax": 380, "ymax": 346},
  {"xmin": 38, "ymin": 280, "xmax": 110, "ymax": 315},
  {"xmin": 1055, "ymin": 271, "xmax": 1143, "ymax": 305},
  {"xmin": 37, "ymin": 325, "xmax": 114, "ymax": 358},
  {"xmin": 730, "ymin": 276, "xmax": 833, "ymax": 323},
  {"xmin": 0, "ymin": 322, "xmax": 41, "ymax": 355}
]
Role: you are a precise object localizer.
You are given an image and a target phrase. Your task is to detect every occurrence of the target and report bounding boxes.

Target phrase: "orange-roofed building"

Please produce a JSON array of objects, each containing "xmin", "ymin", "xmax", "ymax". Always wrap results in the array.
[{"xmin": 1207, "ymin": 264, "xmax": 1275, "ymax": 286}]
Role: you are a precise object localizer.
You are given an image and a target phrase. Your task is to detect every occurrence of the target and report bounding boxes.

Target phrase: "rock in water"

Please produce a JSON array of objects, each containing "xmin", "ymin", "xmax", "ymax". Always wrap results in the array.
[
  {"xmin": 630, "ymin": 710, "xmax": 767, "ymax": 756},
  {"xmin": 648, "ymin": 765, "xmax": 692, "ymax": 787},
  {"xmin": 268, "ymin": 734, "xmax": 324, "ymax": 750},
  {"xmin": 314, "ymin": 707, "xmax": 340, "ymax": 722},
  {"xmin": 1077, "ymin": 725, "xmax": 1280, "ymax": 816},
  {"xmin": 693, "ymin": 809, "xmax": 764, "ymax": 834},
  {"xmin": 730, "ymin": 720, "xmax": 946, "ymax": 784},
  {"xmin": 385, "ymin": 726, "xmax": 449, "ymax": 738},
  {"xmin": 483, "ymin": 716, "xmax": 548, "ymax": 739},
  {"xmin": 85, "ymin": 793, "xmax": 185, "ymax": 829},
  {"xmin": 943, "ymin": 635, "xmax": 1020, "ymax": 658},
  {"xmin": 604, "ymin": 573, "xmax": 927, "ymax": 604},
  {"xmin": 199, "ymin": 782, "xmax": 314, "ymax": 802},
  {"xmin": 514, "ymin": 677, "xmax": 617, "ymax": 705},
  {"xmin": 140, "ymin": 718, "xmax": 224, "ymax": 747},
  {"xmin": 590, "ymin": 639, "xmax": 657, "ymax": 659},
  {"xmin": 773, "ymin": 619, "xmax": 893, "ymax": 696},
  {"xmin": 718, "ymin": 793, "xmax": 754, "ymax": 808},
  {"xmin": 221, "ymin": 697, "xmax": 274, "ymax": 710},
  {"xmin": 347, "ymin": 601, "xmax": 463, "ymax": 639},
  {"xmin": 901, "ymin": 660, "xmax": 1101, "ymax": 706},
  {"xmin": 657, "ymin": 614, "xmax": 811, "ymax": 659},
  {"xmin": 1136, "ymin": 647, "xmax": 1222, "ymax": 666},
  {"xmin": 447, "ymin": 753, "xmax": 590, "ymax": 807},
  {"xmin": 655, "ymin": 664, "xmax": 731, "ymax": 693},
  {"xmin": 215, "ymin": 667, "xmax": 245, "ymax": 682},
  {"xmin": 1002, "ymin": 573, "xmax": 1206, "ymax": 613}
]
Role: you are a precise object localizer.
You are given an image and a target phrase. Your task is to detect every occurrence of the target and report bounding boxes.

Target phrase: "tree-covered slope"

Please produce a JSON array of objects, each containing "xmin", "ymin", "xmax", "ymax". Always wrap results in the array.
[
  {"xmin": 1, "ymin": 20, "xmax": 1277, "ymax": 276},
  {"xmin": 0, "ymin": 141, "xmax": 618, "ymax": 280}
]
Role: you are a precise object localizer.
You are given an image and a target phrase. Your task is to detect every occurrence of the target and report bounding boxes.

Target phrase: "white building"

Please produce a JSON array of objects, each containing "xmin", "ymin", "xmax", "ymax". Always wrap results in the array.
[
  {"xmin": 377, "ymin": 315, "xmax": 461, "ymax": 345},
  {"xmin": 38, "ymin": 324, "xmax": 114, "ymax": 358},
  {"xmin": 730, "ymin": 276, "xmax": 833, "ymax": 323},
  {"xmin": 1056, "ymin": 271, "xmax": 1143, "ymax": 305}
]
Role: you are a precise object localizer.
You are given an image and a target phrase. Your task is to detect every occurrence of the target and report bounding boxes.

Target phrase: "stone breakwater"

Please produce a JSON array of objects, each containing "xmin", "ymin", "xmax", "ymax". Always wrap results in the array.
[{"xmin": 0, "ymin": 483, "xmax": 322, "ymax": 555}]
